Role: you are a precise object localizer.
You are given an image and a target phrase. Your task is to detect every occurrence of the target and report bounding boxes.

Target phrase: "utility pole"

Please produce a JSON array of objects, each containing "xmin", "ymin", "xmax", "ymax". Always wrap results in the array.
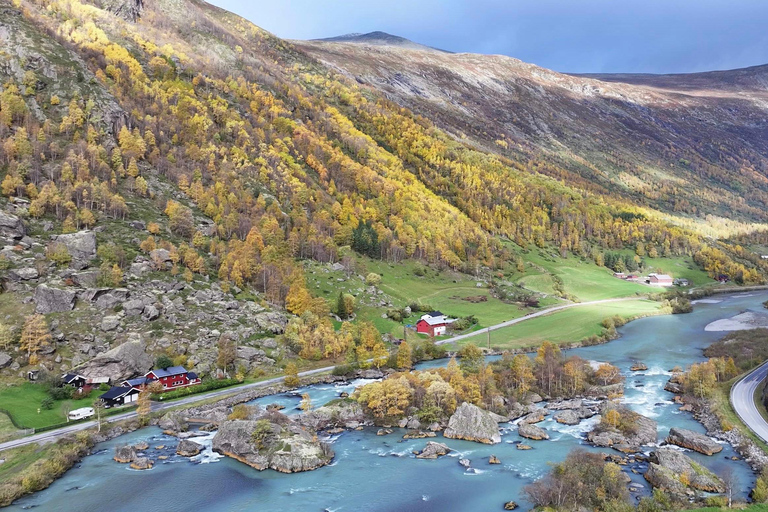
[{"xmin": 487, "ymin": 327, "xmax": 491, "ymax": 350}]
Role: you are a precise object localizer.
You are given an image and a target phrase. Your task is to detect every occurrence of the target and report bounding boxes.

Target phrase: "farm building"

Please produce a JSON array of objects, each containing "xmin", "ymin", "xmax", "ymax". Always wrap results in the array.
[
  {"xmin": 143, "ymin": 366, "xmax": 201, "ymax": 392},
  {"xmin": 647, "ymin": 273, "xmax": 674, "ymax": 286},
  {"xmin": 99, "ymin": 386, "xmax": 140, "ymax": 408},
  {"xmin": 416, "ymin": 311, "xmax": 455, "ymax": 337}
]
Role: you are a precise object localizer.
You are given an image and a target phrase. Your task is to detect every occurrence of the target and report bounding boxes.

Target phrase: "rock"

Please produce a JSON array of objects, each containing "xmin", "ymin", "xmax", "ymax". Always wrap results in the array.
[
  {"xmin": 679, "ymin": 403, "xmax": 693, "ymax": 412},
  {"xmin": 548, "ymin": 399, "xmax": 582, "ymax": 410},
  {"xmin": 504, "ymin": 501, "xmax": 518, "ymax": 510},
  {"xmin": 9, "ymin": 267, "xmax": 38, "ymax": 281},
  {"xmin": 402, "ymin": 431, "xmax": 435, "ymax": 440},
  {"xmin": 519, "ymin": 409, "xmax": 547, "ymax": 424},
  {"xmin": 51, "ymin": 231, "xmax": 96, "ymax": 263},
  {"xmin": 0, "ymin": 352, "xmax": 12, "ymax": 369},
  {"xmin": 518, "ymin": 423, "xmax": 549, "ymax": 440},
  {"xmin": 376, "ymin": 428, "xmax": 393, "ymax": 436},
  {"xmin": 101, "ymin": 315, "xmax": 120, "ymax": 331},
  {"xmin": 664, "ymin": 380, "xmax": 683, "ymax": 394},
  {"xmin": 489, "ymin": 455, "xmax": 501, "ymax": 464},
  {"xmin": 553, "ymin": 410, "xmax": 580, "ymax": 425},
  {"xmin": 444, "ymin": 402, "xmax": 501, "ymax": 444},
  {"xmin": 212, "ymin": 420, "xmax": 334, "ymax": 473},
  {"xmin": 93, "ymin": 288, "xmax": 130, "ymax": 309},
  {"xmin": 129, "ymin": 220, "xmax": 146, "ymax": 230},
  {"xmin": 252, "ymin": 311, "xmax": 288, "ymax": 334},
  {"xmin": 459, "ymin": 458, "xmax": 471, "ymax": 468},
  {"xmin": 360, "ymin": 369, "xmax": 384, "ymax": 379},
  {"xmin": 630, "ymin": 362, "xmax": 648, "ymax": 371},
  {"xmin": 114, "ymin": 445, "xmax": 137, "ymax": 463},
  {"xmin": 71, "ymin": 271, "xmax": 99, "ymax": 288},
  {"xmin": 34, "ymin": 284, "xmax": 76, "ymax": 313},
  {"xmin": 516, "ymin": 444, "xmax": 532, "ymax": 450},
  {"xmin": 130, "ymin": 457, "xmax": 153, "ymax": 470},
  {"xmin": 134, "ymin": 441, "xmax": 149, "ymax": 451},
  {"xmin": 415, "ymin": 441, "xmax": 451, "ymax": 459},
  {"xmin": 75, "ymin": 339, "xmax": 153, "ymax": 382},
  {"xmin": 142, "ymin": 304, "xmax": 160, "ymax": 321},
  {"xmin": 665, "ymin": 427, "xmax": 723, "ymax": 456},
  {"xmin": 176, "ymin": 439, "xmax": 203, "ymax": 457},
  {"xmin": 586, "ymin": 406, "xmax": 656, "ymax": 452},
  {"xmin": 644, "ymin": 447, "xmax": 724, "ymax": 493},
  {"xmin": 123, "ymin": 299, "xmax": 145, "ymax": 316},
  {"xmin": 0, "ymin": 211, "xmax": 25, "ymax": 239}
]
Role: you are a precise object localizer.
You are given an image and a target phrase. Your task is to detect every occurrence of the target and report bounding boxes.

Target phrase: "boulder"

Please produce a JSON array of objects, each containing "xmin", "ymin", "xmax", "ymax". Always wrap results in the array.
[
  {"xmin": 489, "ymin": 455, "xmax": 501, "ymax": 464},
  {"xmin": 0, "ymin": 352, "xmax": 12, "ymax": 369},
  {"xmin": 212, "ymin": 420, "xmax": 334, "ymax": 473},
  {"xmin": 665, "ymin": 427, "xmax": 722, "ymax": 456},
  {"xmin": 101, "ymin": 316, "xmax": 120, "ymax": 332},
  {"xmin": 0, "ymin": 211, "xmax": 24, "ymax": 239},
  {"xmin": 444, "ymin": 402, "xmax": 501, "ymax": 444},
  {"xmin": 253, "ymin": 312, "xmax": 288, "ymax": 334},
  {"xmin": 51, "ymin": 231, "xmax": 96, "ymax": 262},
  {"xmin": 142, "ymin": 304, "xmax": 160, "ymax": 321},
  {"xmin": 130, "ymin": 457, "xmax": 153, "ymax": 470},
  {"xmin": 9, "ymin": 267, "xmax": 38, "ymax": 281},
  {"xmin": 587, "ymin": 406, "xmax": 656, "ymax": 452},
  {"xmin": 504, "ymin": 501, "xmax": 518, "ymax": 510},
  {"xmin": 548, "ymin": 399, "xmax": 583, "ymax": 410},
  {"xmin": 664, "ymin": 380, "xmax": 683, "ymax": 394},
  {"xmin": 34, "ymin": 284, "xmax": 76, "ymax": 313},
  {"xmin": 114, "ymin": 445, "xmax": 137, "ymax": 463},
  {"xmin": 159, "ymin": 411, "xmax": 189, "ymax": 433},
  {"xmin": 644, "ymin": 447, "xmax": 724, "ymax": 493},
  {"xmin": 150, "ymin": 249, "xmax": 171, "ymax": 265},
  {"xmin": 71, "ymin": 271, "xmax": 99, "ymax": 288},
  {"xmin": 518, "ymin": 423, "xmax": 549, "ymax": 440},
  {"xmin": 516, "ymin": 444, "xmax": 532, "ymax": 450},
  {"xmin": 519, "ymin": 409, "xmax": 547, "ymax": 424},
  {"xmin": 459, "ymin": 458, "xmax": 471, "ymax": 468},
  {"xmin": 554, "ymin": 410, "xmax": 580, "ymax": 425},
  {"xmin": 416, "ymin": 441, "xmax": 451, "ymax": 459},
  {"xmin": 176, "ymin": 439, "xmax": 203, "ymax": 457},
  {"xmin": 630, "ymin": 362, "xmax": 648, "ymax": 371},
  {"xmin": 75, "ymin": 339, "xmax": 153, "ymax": 382},
  {"xmin": 297, "ymin": 401, "xmax": 368, "ymax": 430}
]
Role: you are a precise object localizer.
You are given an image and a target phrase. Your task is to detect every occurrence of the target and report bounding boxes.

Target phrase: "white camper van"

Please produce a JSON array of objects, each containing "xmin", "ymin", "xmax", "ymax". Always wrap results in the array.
[{"xmin": 68, "ymin": 407, "xmax": 95, "ymax": 421}]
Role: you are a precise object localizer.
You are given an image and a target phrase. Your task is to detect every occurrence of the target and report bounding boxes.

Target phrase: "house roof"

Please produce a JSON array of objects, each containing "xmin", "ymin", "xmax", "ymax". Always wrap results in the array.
[
  {"xmin": 187, "ymin": 372, "xmax": 199, "ymax": 381},
  {"xmin": 86, "ymin": 376, "xmax": 110, "ymax": 384},
  {"xmin": 147, "ymin": 366, "xmax": 188, "ymax": 378},
  {"xmin": 62, "ymin": 373, "xmax": 85, "ymax": 383},
  {"xmin": 426, "ymin": 311, "xmax": 444, "ymax": 318},
  {"xmin": 99, "ymin": 386, "xmax": 138, "ymax": 400},
  {"xmin": 123, "ymin": 377, "xmax": 151, "ymax": 387},
  {"xmin": 651, "ymin": 274, "xmax": 673, "ymax": 280},
  {"xmin": 419, "ymin": 316, "xmax": 448, "ymax": 326}
]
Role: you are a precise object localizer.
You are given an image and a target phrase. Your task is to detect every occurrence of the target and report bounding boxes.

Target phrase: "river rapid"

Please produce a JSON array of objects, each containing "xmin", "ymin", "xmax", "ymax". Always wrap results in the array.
[{"xmin": 8, "ymin": 292, "xmax": 768, "ymax": 512}]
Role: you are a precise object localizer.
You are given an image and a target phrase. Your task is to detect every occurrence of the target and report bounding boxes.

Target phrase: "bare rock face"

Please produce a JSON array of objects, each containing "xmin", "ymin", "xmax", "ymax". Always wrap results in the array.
[
  {"xmin": 518, "ymin": 423, "xmax": 549, "ymax": 441},
  {"xmin": 297, "ymin": 400, "xmax": 368, "ymax": 430},
  {"xmin": 212, "ymin": 420, "xmax": 334, "ymax": 473},
  {"xmin": 415, "ymin": 441, "xmax": 451, "ymax": 459},
  {"xmin": 644, "ymin": 447, "xmax": 724, "ymax": 493},
  {"xmin": 665, "ymin": 427, "xmax": 723, "ymax": 456},
  {"xmin": 76, "ymin": 339, "xmax": 153, "ymax": 382},
  {"xmin": 444, "ymin": 402, "xmax": 501, "ymax": 444},
  {"xmin": 50, "ymin": 231, "xmax": 96, "ymax": 266},
  {"xmin": 34, "ymin": 284, "xmax": 76, "ymax": 314},
  {"xmin": 96, "ymin": 0, "xmax": 144, "ymax": 21},
  {"xmin": 176, "ymin": 439, "xmax": 203, "ymax": 457},
  {"xmin": 252, "ymin": 311, "xmax": 289, "ymax": 334}
]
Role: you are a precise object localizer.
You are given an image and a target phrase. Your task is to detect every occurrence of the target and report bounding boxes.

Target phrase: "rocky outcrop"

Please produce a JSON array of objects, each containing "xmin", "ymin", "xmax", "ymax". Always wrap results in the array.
[
  {"xmin": 0, "ymin": 352, "xmax": 12, "ymax": 369},
  {"xmin": 489, "ymin": 455, "xmax": 501, "ymax": 464},
  {"xmin": 50, "ymin": 231, "xmax": 96, "ymax": 266},
  {"xmin": 444, "ymin": 402, "xmax": 501, "ymax": 444},
  {"xmin": 644, "ymin": 447, "xmax": 724, "ymax": 493},
  {"xmin": 587, "ymin": 406, "xmax": 657, "ymax": 452},
  {"xmin": 553, "ymin": 410, "xmax": 580, "ymax": 425},
  {"xmin": 518, "ymin": 423, "xmax": 549, "ymax": 440},
  {"xmin": 252, "ymin": 311, "xmax": 289, "ymax": 334},
  {"xmin": 665, "ymin": 427, "xmax": 723, "ymax": 456},
  {"xmin": 176, "ymin": 439, "xmax": 203, "ymax": 457},
  {"xmin": 297, "ymin": 400, "xmax": 368, "ymax": 430},
  {"xmin": 130, "ymin": 457, "xmax": 152, "ymax": 470},
  {"xmin": 0, "ymin": 211, "xmax": 24, "ymax": 239},
  {"xmin": 630, "ymin": 362, "xmax": 648, "ymax": 371},
  {"xmin": 75, "ymin": 339, "xmax": 153, "ymax": 382},
  {"xmin": 99, "ymin": 0, "xmax": 144, "ymax": 22},
  {"xmin": 34, "ymin": 284, "xmax": 76, "ymax": 313},
  {"xmin": 415, "ymin": 441, "xmax": 451, "ymax": 459},
  {"xmin": 212, "ymin": 420, "xmax": 334, "ymax": 473},
  {"xmin": 504, "ymin": 501, "xmax": 518, "ymax": 510}
]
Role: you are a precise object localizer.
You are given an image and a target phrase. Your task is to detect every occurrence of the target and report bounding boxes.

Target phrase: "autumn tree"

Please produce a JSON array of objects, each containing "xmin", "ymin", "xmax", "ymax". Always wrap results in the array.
[
  {"xmin": 396, "ymin": 341, "xmax": 413, "ymax": 369},
  {"xmin": 299, "ymin": 393, "xmax": 313, "ymax": 412},
  {"xmin": 0, "ymin": 322, "xmax": 15, "ymax": 350},
  {"xmin": 458, "ymin": 343, "xmax": 484, "ymax": 374},
  {"xmin": 20, "ymin": 314, "xmax": 51, "ymax": 365},
  {"xmin": 216, "ymin": 336, "xmax": 237, "ymax": 373},
  {"xmin": 284, "ymin": 362, "xmax": 300, "ymax": 388}
]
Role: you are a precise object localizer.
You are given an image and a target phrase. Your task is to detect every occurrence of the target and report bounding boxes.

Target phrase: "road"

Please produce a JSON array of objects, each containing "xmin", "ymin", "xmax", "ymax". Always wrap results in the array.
[
  {"xmin": 730, "ymin": 360, "xmax": 768, "ymax": 443},
  {"xmin": 0, "ymin": 296, "xmax": 646, "ymax": 453}
]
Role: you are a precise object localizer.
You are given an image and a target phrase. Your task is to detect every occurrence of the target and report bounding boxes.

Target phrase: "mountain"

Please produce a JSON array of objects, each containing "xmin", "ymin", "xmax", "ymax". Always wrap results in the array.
[
  {"xmin": 312, "ymin": 31, "xmax": 450, "ymax": 53},
  {"xmin": 0, "ymin": 0, "xmax": 766, "ymax": 385},
  {"xmin": 296, "ymin": 37, "xmax": 768, "ymax": 227}
]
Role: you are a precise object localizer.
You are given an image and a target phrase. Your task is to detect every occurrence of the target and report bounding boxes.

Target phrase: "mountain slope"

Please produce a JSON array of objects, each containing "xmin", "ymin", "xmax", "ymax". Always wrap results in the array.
[
  {"xmin": 296, "ymin": 37, "xmax": 768, "ymax": 226},
  {"xmin": 313, "ymin": 31, "xmax": 450, "ymax": 53}
]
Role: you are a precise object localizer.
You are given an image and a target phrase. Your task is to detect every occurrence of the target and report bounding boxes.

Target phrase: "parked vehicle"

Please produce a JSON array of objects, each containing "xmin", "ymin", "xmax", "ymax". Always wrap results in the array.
[{"xmin": 68, "ymin": 407, "xmax": 95, "ymax": 421}]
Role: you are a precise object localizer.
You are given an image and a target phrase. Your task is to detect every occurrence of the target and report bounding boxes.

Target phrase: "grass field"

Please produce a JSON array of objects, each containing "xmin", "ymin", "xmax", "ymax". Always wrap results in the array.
[
  {"xmin": 454, "ymin": 299, "xmax": 663, "ymax": 350},
  {"xmin": 0, "ymin": 412, "xmax": 21, "ymax": 443},
  {"xmin": 0, "ymin": 383, "xmax": 96, "ymax": 429},
  {"xmin": 689, "ymin": 506, "xmax": 768, "ymax": 512}
]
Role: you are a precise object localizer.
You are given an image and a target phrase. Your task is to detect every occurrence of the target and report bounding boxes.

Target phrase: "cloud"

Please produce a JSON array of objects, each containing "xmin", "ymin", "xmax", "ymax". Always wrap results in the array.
[{"xmin": 209, "ymin": 0, "xmax": 768, "ymax": 73}]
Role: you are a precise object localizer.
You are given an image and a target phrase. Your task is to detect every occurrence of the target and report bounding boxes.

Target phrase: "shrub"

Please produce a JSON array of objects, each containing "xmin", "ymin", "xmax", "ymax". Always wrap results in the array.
[
  {"xmin": 365, "ymin": 273, "xmax": 382, "ymax": 286},
  {"xmin": 45, "ymin": 242, "xmax": 71, "ymax": 267},
  {"xmin": 332, "ymin": 363, "xmax": 357, "ymax": 377},
  {"xmin": 40, "ymin": 397, "xmax": 54, "ymax": 410}
]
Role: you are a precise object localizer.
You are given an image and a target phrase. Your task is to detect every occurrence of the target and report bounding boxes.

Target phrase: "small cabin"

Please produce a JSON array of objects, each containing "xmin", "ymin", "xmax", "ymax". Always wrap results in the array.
[
  {"xmin": 99, "ymin": 386, "xmax": 140, "ymax": 408},
  {"xmin": 61, "ymin": 373, "xmax": 87, "ymax": 389}
]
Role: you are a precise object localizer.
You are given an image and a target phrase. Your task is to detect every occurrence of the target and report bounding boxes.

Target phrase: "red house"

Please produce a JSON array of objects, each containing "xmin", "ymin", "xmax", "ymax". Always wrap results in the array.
[
  {"xmin": 416, "ymin": 311, "xmax": 454, "ymax": 337},
  {"xmin": 141, "ymin": 366, "xmax": 200, "ymax": 392}
]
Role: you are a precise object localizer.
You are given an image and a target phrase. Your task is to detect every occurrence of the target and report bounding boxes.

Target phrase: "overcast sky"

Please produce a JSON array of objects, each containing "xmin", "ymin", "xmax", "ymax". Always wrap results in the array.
[{"xmin": 209, "ymin": 0, "xmax": 768, "ymax": 74}]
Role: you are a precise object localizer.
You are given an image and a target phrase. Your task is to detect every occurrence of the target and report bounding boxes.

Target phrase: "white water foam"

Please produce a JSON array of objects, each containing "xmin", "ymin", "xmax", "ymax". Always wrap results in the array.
[{"xmin": 190, "ymin": 430, "xmax": 222, "ymax": 464}]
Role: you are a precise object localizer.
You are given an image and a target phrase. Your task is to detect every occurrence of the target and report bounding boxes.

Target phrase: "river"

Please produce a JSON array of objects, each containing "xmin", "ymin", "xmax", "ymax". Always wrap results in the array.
[{"xmin": 7, "ymin": 292, "xmax": 768, "ymax": 512}]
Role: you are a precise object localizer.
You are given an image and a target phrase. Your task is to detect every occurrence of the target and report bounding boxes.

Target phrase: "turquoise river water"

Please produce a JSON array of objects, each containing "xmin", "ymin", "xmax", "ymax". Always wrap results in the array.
[{"xmin": 8, "ymin": 291, "xmax": 768, "ymax": 512}]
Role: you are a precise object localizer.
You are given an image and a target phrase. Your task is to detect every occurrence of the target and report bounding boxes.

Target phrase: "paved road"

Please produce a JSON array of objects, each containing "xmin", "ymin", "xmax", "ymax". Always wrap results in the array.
[
  {"xmin": 435, "ymin": 296, "xmax": 644, "ymax": 345},
  {"xmin": 730, "ymin": 360, "xmax": 768, "ymax": 443},
  {"xmin": 0, "ymin": 296, "xmax": 647, "ymax": 452}
]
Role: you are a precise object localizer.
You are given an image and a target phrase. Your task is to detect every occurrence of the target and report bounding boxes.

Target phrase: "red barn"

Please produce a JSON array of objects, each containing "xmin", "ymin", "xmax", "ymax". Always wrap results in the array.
[
  {"xmin": 143, "ymin": 366, "xmax": 201, "ymax": 392},
  {"xmin": 415, "ymin": 311, "xmax": 454, "ymax": 337}
]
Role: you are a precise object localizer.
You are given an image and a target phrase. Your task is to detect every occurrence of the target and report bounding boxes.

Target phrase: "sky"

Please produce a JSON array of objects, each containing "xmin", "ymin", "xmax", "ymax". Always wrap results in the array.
[{"xmin": 208, "ymin": 0, "xmax": 768, "ymax": 74}]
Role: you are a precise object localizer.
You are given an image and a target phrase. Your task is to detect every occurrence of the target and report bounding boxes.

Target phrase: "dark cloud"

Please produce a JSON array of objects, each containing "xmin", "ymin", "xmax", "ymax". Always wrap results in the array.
[{"xmin": 209, "ymin": 0, "xmax": 768, "ymax": 73}]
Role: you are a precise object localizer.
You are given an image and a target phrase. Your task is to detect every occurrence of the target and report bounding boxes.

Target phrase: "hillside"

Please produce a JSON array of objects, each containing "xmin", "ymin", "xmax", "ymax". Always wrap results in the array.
[
  {"xmin": 297, "ymin": 37, "xmax": 768, "ymax": 226},
  {"xmin": 0, "ymin": 0, "xmax": 766, "ymax": 411}
]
